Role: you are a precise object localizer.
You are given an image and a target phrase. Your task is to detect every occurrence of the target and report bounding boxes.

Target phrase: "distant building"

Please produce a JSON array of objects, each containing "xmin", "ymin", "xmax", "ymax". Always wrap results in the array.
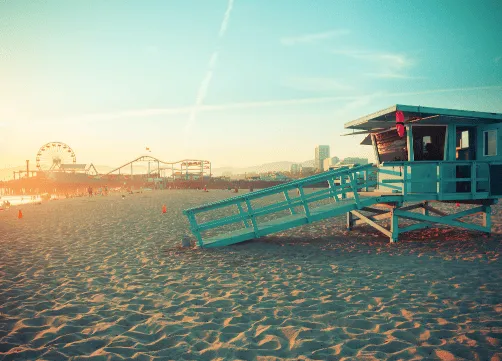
[
  {"xmin": 259, "ymin": 172, "xmax": 291, "ymax": 181},
  {"xmin": 290, "ymin": 163, "xmax": 301, "ymax": 174},
  {"xmin": 315, "ymin": 145, "xmax": 330, "ymax": 171},
  {"xmin": 339, "ymin": 157, "xmax": 369, "ymax": 165},
  {"xmin": 322, "ymin": 156, "xmax": 340, "ymax": 171}
]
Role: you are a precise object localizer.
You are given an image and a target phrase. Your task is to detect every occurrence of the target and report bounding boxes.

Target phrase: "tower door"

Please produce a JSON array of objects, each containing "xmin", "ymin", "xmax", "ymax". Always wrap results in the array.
[
  {"xmin": 456, "ymin": 126, "xmax": 476, "ymax": 161},
  {"xmin": 455, "ymin": 126, "xmax": 477, "ymax": 192}
]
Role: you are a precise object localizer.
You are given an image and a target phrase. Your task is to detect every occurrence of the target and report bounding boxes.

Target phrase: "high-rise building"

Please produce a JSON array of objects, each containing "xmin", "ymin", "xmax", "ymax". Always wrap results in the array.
[{"xmin": 315, "ymin": 145, "xmax": 330, "ymax": 171}]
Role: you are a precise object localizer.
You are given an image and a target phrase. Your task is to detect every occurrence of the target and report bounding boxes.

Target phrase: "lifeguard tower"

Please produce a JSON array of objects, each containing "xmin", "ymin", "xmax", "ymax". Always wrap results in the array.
[{"xmin": 183, "ymin": 105, "xmax": 502, "ymax": 247}]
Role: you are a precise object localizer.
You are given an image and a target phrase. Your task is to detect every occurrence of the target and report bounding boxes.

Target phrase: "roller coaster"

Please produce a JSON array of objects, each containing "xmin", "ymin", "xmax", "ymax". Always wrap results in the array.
[{"xmin": 100, "ymin": 156, "xmax": 211, "ymax": 181}]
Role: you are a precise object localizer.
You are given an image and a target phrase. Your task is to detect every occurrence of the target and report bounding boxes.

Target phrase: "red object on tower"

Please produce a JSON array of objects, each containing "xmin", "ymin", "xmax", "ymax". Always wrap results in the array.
[{"xmin": 396, "ymin": 111, "xmax": 405, "ymax": 137}]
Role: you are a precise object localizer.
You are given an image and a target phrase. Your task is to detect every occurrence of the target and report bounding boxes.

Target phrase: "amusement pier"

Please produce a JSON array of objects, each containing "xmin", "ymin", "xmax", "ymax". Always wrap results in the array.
[{"xmin": 1, "ymin": 143, "xmax": 301, "ymax": 198}]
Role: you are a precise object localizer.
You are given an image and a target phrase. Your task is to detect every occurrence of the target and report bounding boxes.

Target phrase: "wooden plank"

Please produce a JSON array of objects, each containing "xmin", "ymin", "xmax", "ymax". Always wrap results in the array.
[
  {"xmin": 352, "ymin": 212, "xmax": 391, "ymax": 225},
  {"xmin": 398, "ymin": 203, "xmax": 425, "ymax": 212},
  {"xmin": 423, "ymin": 204, "xmax": 448, "ymax": 217},
  {"xmin": 399, "ymin": 222, "xmax": 433, "ymax": 233},
  {"xmin": 394, "ymin": 209, "xmax": 487, "ymax": 233},
  {"xmin": 351, "ymin": 210, "xmax": 392, "ymax": 237},
  {"xmin": 358, "ymin": 191, "xmax": 399, "ymax": 197},
  {"xmin": 434, "ymin": 199, "xmax": 498, "ymax": 205},
  {"xmin": 198, "ymin": 212, "xmax": 248, "ymax": 231},
  {"xmin": 203, "ymin": 229, "xmax": 256, "ymax": 248},
  {"xmin": 259, "ymin": 215, "xmax": 308, "ymax": 234},
  {"xmin": 361, "ymin": 206, "xmax": 390, "ymax": 215}
]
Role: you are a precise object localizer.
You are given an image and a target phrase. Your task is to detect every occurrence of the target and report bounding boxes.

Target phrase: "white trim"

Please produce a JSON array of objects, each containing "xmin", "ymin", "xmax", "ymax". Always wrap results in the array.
[
  {"xmin": 408, "ymin": 124, "xmax": 448, "ymax": 127},
  {"xmin": 371, "ymin": 134, "xmax": 381, "ymax": 164},
  {"xmin": 483, "ymin": 129, "xmax": 498, "ymax": 157},
  {"xmin": 443, "ymin": 125, "xmax": 449, "ymax": 161},
  {"xmin": 407, "ymin": 125, "xmax": 414, "ymax": 161}
]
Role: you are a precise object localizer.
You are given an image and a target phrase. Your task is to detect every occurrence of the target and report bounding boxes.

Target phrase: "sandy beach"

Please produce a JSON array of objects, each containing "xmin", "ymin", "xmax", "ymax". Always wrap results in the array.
[{"xmin": 0, "ymin": 190, "xmax": 501, "ymax": 360}]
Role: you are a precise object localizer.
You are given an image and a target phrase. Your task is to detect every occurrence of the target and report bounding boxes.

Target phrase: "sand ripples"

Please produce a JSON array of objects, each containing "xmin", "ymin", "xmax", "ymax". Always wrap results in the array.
[{"xmin": 1, "ymin": 191, "xmax": 501, "ymax": 360}]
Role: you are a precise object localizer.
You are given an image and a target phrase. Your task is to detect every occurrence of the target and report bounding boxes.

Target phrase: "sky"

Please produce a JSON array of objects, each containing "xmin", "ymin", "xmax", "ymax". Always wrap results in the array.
[{"xmin": 1, "ymin": 0, "xmax": 502, "ymax": 170}]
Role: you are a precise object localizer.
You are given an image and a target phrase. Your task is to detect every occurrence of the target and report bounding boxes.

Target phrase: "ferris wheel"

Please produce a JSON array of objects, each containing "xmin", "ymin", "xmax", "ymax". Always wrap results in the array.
[{"xmin": 36, "ymin": 142, "xmax": 76, "ymax": 172}]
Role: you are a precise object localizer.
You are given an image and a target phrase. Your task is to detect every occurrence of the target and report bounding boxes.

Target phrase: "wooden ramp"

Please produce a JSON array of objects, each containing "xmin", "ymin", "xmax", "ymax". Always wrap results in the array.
[{"xmin": 183, "ymin": 164, "xmax": 400, "ymax": 248}]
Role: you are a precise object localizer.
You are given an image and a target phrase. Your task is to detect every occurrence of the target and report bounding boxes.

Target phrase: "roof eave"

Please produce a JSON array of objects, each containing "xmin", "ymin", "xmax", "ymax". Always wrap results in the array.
[
  {"xmin": 344, "ymin": 105, "xmax": 397, "ymax": 130},
  {"xmin": 344, "ymin": 104, "xmax": 502, "ymax": 131}
]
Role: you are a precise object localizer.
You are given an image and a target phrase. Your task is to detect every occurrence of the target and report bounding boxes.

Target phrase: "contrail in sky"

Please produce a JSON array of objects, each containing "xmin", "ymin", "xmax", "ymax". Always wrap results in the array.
[
  {"xmin": 186, "ymin": 0, "xmax": 234, "ymax": 133},
  {"xmin": 42, "ymin": 84, "xmax": 502, "ymax": 125},
  {"xmin": 218, "ymin": 0, "xmax": 234, "ymax": 37}
]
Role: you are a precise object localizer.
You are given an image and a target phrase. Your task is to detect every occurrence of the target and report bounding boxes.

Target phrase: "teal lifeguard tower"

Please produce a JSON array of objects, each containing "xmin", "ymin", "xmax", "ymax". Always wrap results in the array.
[{"xmin": 183, "ymin": 105, "xmax": 502, "ymax": 247}]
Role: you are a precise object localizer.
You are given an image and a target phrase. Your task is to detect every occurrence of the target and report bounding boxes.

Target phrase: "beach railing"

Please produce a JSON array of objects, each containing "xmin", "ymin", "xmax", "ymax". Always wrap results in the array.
[
  {"xmin": 378, "ymin": 161, "xmax": 501, "ymax": 201},
  {"xmin": 183, "ymin": 164, "xmax": 379, "ymax": 247}
]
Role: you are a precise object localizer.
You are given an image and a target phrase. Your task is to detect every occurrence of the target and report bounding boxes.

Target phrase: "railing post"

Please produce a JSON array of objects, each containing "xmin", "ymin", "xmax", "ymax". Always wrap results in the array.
[
  {"xmin": 471, "ymin": 162, "xmax": 476, "ymax": 197},
  {"xmin": 244, "ymin": 198, "xmax": 260, "ymax": 238},
  {"xmin": 237, "ymin": 202, "xmax": 251, "ymax": 228},
  {"xmin": 422, "ymin": 201, "xmax": 429, "ymax": 216},
  {"xmin": 364, "ymin": 169, "xmax": 369, "ymax": 192},
  {"xmin": 283, "ymin": 190, "xmax": 297, "ymax": 214},
  {"xmin": 390, "ymin": 208, "xmax": 398, "ymax": 243},
  {"xmin": 487, "ymin": 162, "xmax": 491, "ymax": 193},
  {"xmin": 327, "ymin": 178, "xmax": 339, "ymax": 202},
  {"xmin": 403, "ymin": 164, "xmax": 408, "ymax": 197},
  {"xmin": 298, "ymin": 186, "xmax": 311, "ymax": 221},
  {"xmin": 348, "ymin": 172, "xmax": 360, "ymax": 208},
  {"xmin": 340, "ymin": 175, "xmax": 347, "ymax": 199},
  {"xmin": 482, "ymin": 205, "xmax": 491, "ymax": 233},
  {"xmin": 347, "ymin": 211, "xmax": 353, "ymax": 230},
  {"xmin": 187, "ymin": 211, "xmax": 204, "ymax": 247},
  {"xmin": 437, "ymin": 163, "xmax": 443, "ymax": 200}
]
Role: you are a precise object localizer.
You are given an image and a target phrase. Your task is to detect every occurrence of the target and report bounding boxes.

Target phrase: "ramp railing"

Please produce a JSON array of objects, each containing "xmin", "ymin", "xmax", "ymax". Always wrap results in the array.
[{"xmin": 183, "ymin": 164, "xmax": 377, "ymax": 247}]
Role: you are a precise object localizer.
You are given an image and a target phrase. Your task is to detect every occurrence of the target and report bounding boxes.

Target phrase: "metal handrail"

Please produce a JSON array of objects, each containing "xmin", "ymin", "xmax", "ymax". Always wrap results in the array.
[
  {"xmin": 379, "ymin": 161, "xmax": 494, "ymax": 196},
  {"xmin": 185, "ymin": 165, "xmax": 376, "ymax": 240},
  {"xmin": 183, "ymin": 164, "xmax": 374, "ymax": 214}
]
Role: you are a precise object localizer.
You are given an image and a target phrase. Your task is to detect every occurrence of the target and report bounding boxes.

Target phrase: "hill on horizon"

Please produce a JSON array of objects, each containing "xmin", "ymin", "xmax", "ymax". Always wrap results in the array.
[{"xmin": 211, "ymin": 159, "xmax": 317, "ymax": 176}]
